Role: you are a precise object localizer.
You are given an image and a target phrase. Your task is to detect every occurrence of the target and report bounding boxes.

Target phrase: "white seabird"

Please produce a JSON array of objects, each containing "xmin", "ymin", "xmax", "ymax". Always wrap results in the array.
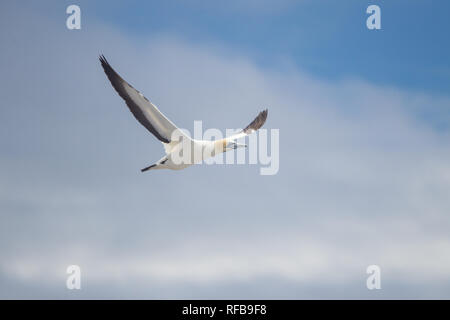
[{"xmin": 99, "ymin": 55, "xmax": 268, "ymax": 172}]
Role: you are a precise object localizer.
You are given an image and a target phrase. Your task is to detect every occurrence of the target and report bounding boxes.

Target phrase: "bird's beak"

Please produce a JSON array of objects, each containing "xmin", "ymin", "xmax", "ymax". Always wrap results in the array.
[{"xmin": 226, "ymin": 142, "xmax": 247, "ymax": 150}]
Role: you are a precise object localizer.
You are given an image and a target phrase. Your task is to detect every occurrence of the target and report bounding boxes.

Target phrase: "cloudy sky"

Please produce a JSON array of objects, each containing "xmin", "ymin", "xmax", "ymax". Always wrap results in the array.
[{"xmin": 1, "ymin": 0, "xmax": 450, "ymax": 299}]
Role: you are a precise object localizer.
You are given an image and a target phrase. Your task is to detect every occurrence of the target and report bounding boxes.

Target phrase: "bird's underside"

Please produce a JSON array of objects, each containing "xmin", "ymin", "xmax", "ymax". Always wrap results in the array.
[{"xmin": 99, "ymin": 55, "xmax": 268, "ymax": 172}]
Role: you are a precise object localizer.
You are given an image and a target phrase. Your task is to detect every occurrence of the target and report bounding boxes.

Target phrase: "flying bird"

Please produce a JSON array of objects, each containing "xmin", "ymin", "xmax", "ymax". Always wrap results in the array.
[{"xmin": 99, "ymin": 55, "xmax": 268, "ymax": 172}]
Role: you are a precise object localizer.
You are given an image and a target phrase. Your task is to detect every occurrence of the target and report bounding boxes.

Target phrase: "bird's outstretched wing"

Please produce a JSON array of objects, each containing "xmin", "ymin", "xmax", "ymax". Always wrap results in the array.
[
  {"xmin": 99, "ymin": 55, "xmax": 180, "ymax": 144},
  {"xmin": 226, "ymin": 109, "xmax": 268, "ymax": 141}
]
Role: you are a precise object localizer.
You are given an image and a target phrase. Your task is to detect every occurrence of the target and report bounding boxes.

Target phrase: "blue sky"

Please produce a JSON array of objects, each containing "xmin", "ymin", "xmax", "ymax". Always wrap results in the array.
[
  {"xmin": 24, "ymin": 0, "xmax": 450, "ymax": 95},
  {"xmin": 1, "ymin": 1, "xmax": 450, "ymax": 299},
  {"xmin": 50, "ymin": 0, "xmax": 450, "ymax": 131},
  {"xmin": 81, "ymin": 0, "xmax": 450, "ymax": 94}
]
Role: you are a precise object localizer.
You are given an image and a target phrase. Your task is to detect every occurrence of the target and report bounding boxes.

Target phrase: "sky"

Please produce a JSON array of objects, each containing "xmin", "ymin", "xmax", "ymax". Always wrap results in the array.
[{"xmin": 0, "ymin": 0, "xmax": 450, "ymax": 299}]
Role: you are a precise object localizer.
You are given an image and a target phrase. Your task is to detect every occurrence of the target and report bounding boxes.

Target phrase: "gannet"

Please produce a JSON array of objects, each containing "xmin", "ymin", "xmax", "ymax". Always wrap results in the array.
[{"xmin": 99, "ymin": 55, "xmax": 268, "ymax": 172}]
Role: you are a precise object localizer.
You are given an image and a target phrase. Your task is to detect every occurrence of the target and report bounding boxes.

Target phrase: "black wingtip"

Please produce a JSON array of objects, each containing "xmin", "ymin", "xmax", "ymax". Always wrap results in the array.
[
  {"xmin": 99, "ymin": 54, "xmax": 121, "ymax": 82},
  {"xmin": 243, "ymin": 109, "xmax": 268, "ymax": 133},
  {"xmin": 99, "ymin": 54, "xmax": 108, "ymax": 66}
]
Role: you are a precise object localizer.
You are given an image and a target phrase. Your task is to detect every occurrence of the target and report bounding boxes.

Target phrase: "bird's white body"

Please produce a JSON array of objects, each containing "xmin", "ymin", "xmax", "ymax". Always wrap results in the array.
[
  {"xmin": 153, "ymin": 138, "xmax": 235, "ymax": 170},
  {"xmin": 99, "ymin": 55, "xmax": 267, "ymax": 172}
]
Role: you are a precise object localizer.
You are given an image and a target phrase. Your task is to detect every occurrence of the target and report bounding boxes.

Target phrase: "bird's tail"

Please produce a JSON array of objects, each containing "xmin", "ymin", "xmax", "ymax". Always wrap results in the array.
[
  {"xmin": 141, "ymin": 157, "xmax": 168, "ymax": 172},
  {"xmin": 141, "ymin": 164, "xmax": 157, "ymax": 172}
]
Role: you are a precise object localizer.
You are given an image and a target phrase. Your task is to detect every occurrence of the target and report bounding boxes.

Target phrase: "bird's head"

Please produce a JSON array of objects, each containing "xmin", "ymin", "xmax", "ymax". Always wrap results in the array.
[{"xmin": 225, "ymin": 141, "xmax": 247, "ymax": 151}]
